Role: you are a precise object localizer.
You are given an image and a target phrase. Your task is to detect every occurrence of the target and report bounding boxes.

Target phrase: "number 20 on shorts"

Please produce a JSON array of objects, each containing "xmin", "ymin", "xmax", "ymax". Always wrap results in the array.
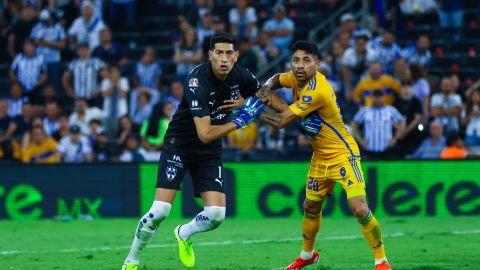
[{"xmin": 307, "ymin": 177, "xmax": 319, "ymax": 192}]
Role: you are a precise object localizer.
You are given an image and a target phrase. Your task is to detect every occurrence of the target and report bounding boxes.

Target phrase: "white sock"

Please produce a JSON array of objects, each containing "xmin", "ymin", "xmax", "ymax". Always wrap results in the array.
[
  {"xmin": 375, "ymin": 257, "xmax": 388, "ymax": 265},
  {"xmin": 178, "ymin": 206, "xmax": 226, "ymax": 240},
  {"xmin": 124, "ymin": 201, "xmax": 171, "ymax": 264},
  {"xmin": 300, "ymin": 250, "xmax": 314, "ymax": 260}
]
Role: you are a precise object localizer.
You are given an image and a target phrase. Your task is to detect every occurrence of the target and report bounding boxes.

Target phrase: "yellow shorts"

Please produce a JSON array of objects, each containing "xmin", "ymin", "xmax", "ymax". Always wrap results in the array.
[{"xmin": 305, "ymin": 155, "xmax": 366, "ymax": 201}]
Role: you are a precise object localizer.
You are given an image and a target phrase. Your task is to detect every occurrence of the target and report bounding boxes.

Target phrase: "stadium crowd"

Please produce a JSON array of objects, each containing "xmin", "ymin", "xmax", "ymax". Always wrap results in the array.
[{"xmin": 0, "ymin": 0, "xmax": 479, "ymax": 163}]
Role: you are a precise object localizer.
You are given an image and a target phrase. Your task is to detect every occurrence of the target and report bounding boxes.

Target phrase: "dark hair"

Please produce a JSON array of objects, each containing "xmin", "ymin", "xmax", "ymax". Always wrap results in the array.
[
  {"xmin": 10, "ymin": 81, "xmax": 23, "ymax": 89},
  {"xmin": 446, "ymin": 133, "xmax": 462, "ymax": 146},
  {"xmin": 209, "ymin": 32, "xmax": 238, "ymax": 50},
  {"xmin": 401, "ymin": 79, "xmax": 414, "ymax": 87},
  {"xmin": 291, "ymin": 40, "xmax": 320, "ymax": 59},
  {"xmin": 139, "ymin": 91, "xmax": 151, "ymax": 102},
  {"xmin": 466, "ymin": 88, "xmax": 480, "ymax": 116},
  {"xmin": 409, "ymin": 64, "xmax": 425, "ymax": 81}
]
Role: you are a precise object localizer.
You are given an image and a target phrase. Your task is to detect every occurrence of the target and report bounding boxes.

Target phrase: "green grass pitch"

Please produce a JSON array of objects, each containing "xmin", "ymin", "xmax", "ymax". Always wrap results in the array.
[{"xmin": 1, "ymin": 217, "xmax": 479, "ymax": 270}]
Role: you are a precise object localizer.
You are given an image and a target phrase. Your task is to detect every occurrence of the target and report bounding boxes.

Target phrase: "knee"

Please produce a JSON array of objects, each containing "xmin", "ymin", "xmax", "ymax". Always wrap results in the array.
[
  {"xmin": 303, "ymin": 200, "xmax": 322, "ymax": 217},
  {"xmin": 148, "ymin": 201, "xmax": 172, "ymax": 226},
  {"xmin": 205, "ymin": 206, "xmax": 226, "ymax": 228},
  {"xmin": 351, "ymin": 205, "xmax": 369, "ymax": 219}
]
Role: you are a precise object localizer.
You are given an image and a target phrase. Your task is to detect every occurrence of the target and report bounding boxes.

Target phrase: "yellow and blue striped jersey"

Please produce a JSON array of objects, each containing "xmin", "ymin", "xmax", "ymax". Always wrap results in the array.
[{"xmin": 280, "ymin": 71, "xmax": 360, "ymax": 161}]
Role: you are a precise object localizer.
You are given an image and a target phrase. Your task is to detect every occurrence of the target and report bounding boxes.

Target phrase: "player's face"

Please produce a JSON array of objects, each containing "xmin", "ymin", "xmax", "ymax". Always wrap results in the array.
[
  {"xmin": 291, "ymin": 50, "xmax": 319, "ymax": 83},
  {"xmin": 209, "ymin": 43, "xmax": 239, "ymax": 78}
]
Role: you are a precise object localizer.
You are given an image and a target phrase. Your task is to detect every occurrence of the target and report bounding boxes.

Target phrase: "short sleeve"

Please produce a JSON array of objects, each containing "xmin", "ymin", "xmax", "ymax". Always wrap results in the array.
[
  {"xmin": 353, "ymin": 108, "xmax": 366, "ymax": 124},
  {"xmin": 246, "ymin": 7, "xmax": 257, "ymax": 23},
  {"xmin": 120, "ymin": 78, "xmax": 130, "ymax": 92},
  {"xmin": 430, "ymin": 94, "xmax": 442, "ymax": 107},
  {"xmin": 388, "ymin": 76, "xmax": 401, "ymax": 94},
  {"xmin": 185, "ymin": 76, "xmax": 210, "ymax": 118},
  {"xmin": 279, "ymin": 72, "xmax": 296, "ymax": 88},
  {"xmin": 11, "ymin": 56, "xmax": 20, "ymax": 72},
  {"xmin": 57, "ymin": 24, "xmax": 66, "ymax": 40},
  {"xmin": 57, "ymin": 138, "xmax": 67, "ymax": 153},
  {"xmin": 82, "ymin": 138, "xmax": 92, "ymax": 154},
  {"xmin": 101, "ymin": 79, "xmax": 111, "ymax": 91},
  {"xmin": 452, "ymin": 94, "xmax": 462, "ymax": 106},
  {"xmin": 390, "ymin": 107, "xmax": 405, "ymax": 123},
  {"xmin": 229, "ymin": 9, "xmax": 239, "ymax": 24},
  {"xmin": 341, "ymin": 49, "xmax": 354, "ymax": 67},
  {"xmin": 67, "ymin": 20, "xmax": 79, "ymax": 36},
  {"xmin": 68, "ymin": 61, "xmax": 75, "ymax": 72}
]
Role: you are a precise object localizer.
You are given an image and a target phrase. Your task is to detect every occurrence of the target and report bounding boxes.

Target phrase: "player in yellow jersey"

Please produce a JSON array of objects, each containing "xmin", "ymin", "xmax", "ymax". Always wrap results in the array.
[{"xmin": 256, "ymin": 41, "xmax": 392, "ymax": 270}]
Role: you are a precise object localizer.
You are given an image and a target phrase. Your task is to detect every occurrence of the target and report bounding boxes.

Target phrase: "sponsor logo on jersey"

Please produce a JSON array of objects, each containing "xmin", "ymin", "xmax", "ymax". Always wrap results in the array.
[
  {"xmin": 191, "ymin": 100, "xmax": 199, "ymax": 107},
  {"xmin": 166, "ymin": 166, "xmax": 177, "ymax": 181},
  {"xmin": 188, "ymin": 78, "xmax": 199, "ymax": 87},
  {"xmin": 167, "ymin": 155, "xmax": 183, "ymax": 168},
  {"xmin": 296, "ymin": 103, "xmax": 307, "ymax": 111}
]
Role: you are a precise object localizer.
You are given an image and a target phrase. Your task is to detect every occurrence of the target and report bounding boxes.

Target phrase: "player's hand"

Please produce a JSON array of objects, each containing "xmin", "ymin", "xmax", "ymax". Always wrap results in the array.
[
  {"xmin": 219, "ymin": 95, "xmax": 245, "ymax": 111},
  {"xmin": 231, "ymin": 97, "xmax": 266, "ymax": 129},
  {"xmin": 295, "ymin": 112, "xmax": 322, "ymax": 140}
]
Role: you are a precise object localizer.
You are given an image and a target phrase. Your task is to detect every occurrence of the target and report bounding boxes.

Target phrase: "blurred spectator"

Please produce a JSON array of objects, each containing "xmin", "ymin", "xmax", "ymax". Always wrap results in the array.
[
  {"xmin": 42, "ymin": 101, "xmax": 61, "ymax": 136},
  {"xmin": 438, "ymin": 0, "xmax": 464, "ymax": 28},
  {"xmin": 101, "ymin": 65, "xmax": 129, "ymax": 120},
  {"xmin": 329, "ymin": 40, "xmax": 344, "ymax": 92},
  {"xmin": 227, "ymin": 121, "xmax": 258, "ymax": 153},
  {"xmin": 7, "ymin": 82, "xmax": 29, "ymax": 117},
  {"xmin": 116, "ymin": 115, "xmax": 133, "ymax": 148},
  {"xmin": 30, "ymin": 9, "xmax": 66, "ymax": 91},
  {"xmin": 253, "ymin": 30, "xmax": 279, "ymax": 69},
  {"xmin": 431, "ymin": 77, "xmax": 462, "ymax": 135},
  {"xmin": 0, "ymin": 100, "xmax": 17, "ymax": 144},
  {"xmin": 354, "ymin": 61, "xmax": 400, "ymax": 106},
  {"xmin": 409, "ymin": 63, "xmax": 430, "ymax": 119},
  {"xmin": 108, "ymin": 0, "xmax": 135, "ymax": 30},
  {"xmin": 57, "ymin": 124, "xmax": 93, "ymax": 162},
  {"xmin": 87, "ymin": 118, "xmax": 102, "ymax": 144},
  {"xmin": 131, "ymin": 47, "xmax": 161, "ymax": 110},
  {"xmin": 13, "ymin": 102, "xmax": 34, "ymax": 138},
  {"xmin": 37, "ymin": 84, "xmax": 60, "ymax": 107},
  {"xmin": 394, "ymin": 80, "xmax": 424, "ymax": 155},
  {"xmin": 130, "ymin": 91, "xmax": 153, "ymax": 127},
  {"xmin": 62, "ymin": 43, "xmax": 105, "ymax": 102},
  {"xmin": 201, "ymin": 15, "xmax": 226, "ymax": 56},
  {"xmin": 318, "ymin": 62, "xmax": 339, "ymax": 94},
  {"xmin": 257, "ymin": 125, "xmax": 284, "ymax": 151},
  {"xmin": 92, "ymin": 127, "xmax": 119, "ymax": 161},
  {"xmin": 342, "ymin": 34, "xmax": 377, "ymax": 99},
  {"xmin": 197, "ymin": 12, "xmax": 214, "ymax": 46},
  {"xmin": 399, "ymin": 0, "xmax": 437, "ymax": 15},
  {"xmin": 173, "ymin": 29, "xmax": 203, "ymax": 82},
  {"xmin": 393, "ymin": 58, "xmax": 410, "ymax": 82},
  {"xmin": 9, "ymin": 39, "xmax": 47, "ymax": 104},
  {"xmin": 262, "ymin": 4, "xmax": 294, "ymax": 53},
  {"xmin": 140, "ymin": 102, "xmax": 174, "ymax": 155},
  {"xmin": 163, "ymin": 80, "xmax": 184, "ymax": 113},
  {"xmin": 440, "ymin": 134, "xmax": 468, "ymax": 159},
  {"xmin": 368, "ymin": 30, "xmax": 401, "ymax": 75},
  {"xmin": 22, "ymin": 126, "xmax": 59, "ymax": 163},
  {"xmin": 411, "ymin": 121, "xmax": 446, "ymax": 159},
  {"xmin": 237, "ymin": 37, "xmax": 258, "ymax": 74},
  {"xmin": 51, "ymin": 114, "xmax": 69, "ymax": 141},
  {"xmin": 119, "ymin": 134, "xmax": 146, "ymax": 162},
  {"xmin": 462, "ymin": 88, "xmax": 480, "ymax": 146},
  {"xmin": 68, "ymin": 98, "xmax": 104, "ymax": 135},
  {"xmin": 7, "ymin": 4, "xmax": 37, "ymax": 59},
  {"xmin": 229, "ymin": 0, "xmax": 257, "ymax": 40},
  {"xmin": 92, "ymin": 28, "xmax": 128, "ymax": 69},
  {"xmin": 67, "ymin": 1, "xmax": 106, "ymax": 50},
  {"xmin": 44, "ymin": 0, "xmax": 66, "ymax": 26},
  {"xmin": 135, "ymin": 47, "xmax": 161, "ymax": 91},
  {"xmin": 184, "ymin": 0, "xmax": 212, "ymax": 27},
  {"xmin": 351, "ymin": 90, "xmax": 406, "ymax": 158},
  {"xmin": 401, "ymin": 35, "xmax": 431, "ymax": 69},
  {"xmin": 339, "ymin": 13, "xmax": 370, "ymax": 47}
]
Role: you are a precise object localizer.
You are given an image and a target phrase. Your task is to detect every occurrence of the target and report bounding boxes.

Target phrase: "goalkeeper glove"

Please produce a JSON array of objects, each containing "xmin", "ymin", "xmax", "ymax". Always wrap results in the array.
[
  {"xmin": 295, "ymin": 112, "xmax": 322, "ymax": 139},
  {"xmin": 231, "ymin": 97, "xmax": 266, "ymax": 129}
]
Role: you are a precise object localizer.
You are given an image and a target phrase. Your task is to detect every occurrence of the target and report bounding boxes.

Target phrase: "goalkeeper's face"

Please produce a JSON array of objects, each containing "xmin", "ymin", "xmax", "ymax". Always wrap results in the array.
[
  {"xmin": 209, "ymin": 43, "xmax": 239, "ymax": 78},
  {"xmin": 291, "ymin": 50, "xmax": 319, "ymax": 83}
]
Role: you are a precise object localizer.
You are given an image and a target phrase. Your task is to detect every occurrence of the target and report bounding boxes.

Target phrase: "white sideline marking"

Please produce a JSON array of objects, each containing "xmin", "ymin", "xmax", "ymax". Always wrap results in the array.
[{"xmin": 0, "ymin": 230, "xmax": 478, "ymax": 256}]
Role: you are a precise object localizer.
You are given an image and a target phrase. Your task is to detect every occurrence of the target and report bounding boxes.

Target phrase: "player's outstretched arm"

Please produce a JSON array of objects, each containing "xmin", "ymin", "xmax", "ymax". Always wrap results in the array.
[{"xmin": 258, "ymin": 107, "xmax": 299, "ymax": 129}]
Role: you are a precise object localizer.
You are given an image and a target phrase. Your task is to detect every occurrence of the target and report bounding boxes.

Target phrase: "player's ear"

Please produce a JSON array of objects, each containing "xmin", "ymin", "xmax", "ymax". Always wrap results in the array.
[
  {"xmin": 208, "ymin": 50, "xmax": 213, "ymax": 61},
  {"xmin": 233, "ymin": 50, "xmax": 239, "ymax": 62}
]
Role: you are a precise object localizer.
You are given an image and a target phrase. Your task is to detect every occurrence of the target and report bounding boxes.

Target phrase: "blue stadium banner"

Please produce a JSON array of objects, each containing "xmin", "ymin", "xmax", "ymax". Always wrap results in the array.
[{"xmin": 0, "ymin": 164, "xmax": 139, "ymax": 220}]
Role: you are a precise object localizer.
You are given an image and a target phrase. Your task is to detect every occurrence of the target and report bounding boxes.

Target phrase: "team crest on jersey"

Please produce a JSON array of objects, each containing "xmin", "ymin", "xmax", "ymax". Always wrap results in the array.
[
  {"xmin": 340, "ymin": 167, "xmax": 346, "ymax": 177},
  {"xmin": 166, "ymin": 166, "xmax": 177, "ymax": 181},
  {"xmin": 188, "ymin": 78, "xmax": 199, "ymax": 87}
]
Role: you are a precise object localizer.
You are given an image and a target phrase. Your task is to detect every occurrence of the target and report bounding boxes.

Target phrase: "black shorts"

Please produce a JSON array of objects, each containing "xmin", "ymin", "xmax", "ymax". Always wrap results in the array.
[{"xmin": 156, "ymin": 148, "xmax": 225, "ymax": 197}]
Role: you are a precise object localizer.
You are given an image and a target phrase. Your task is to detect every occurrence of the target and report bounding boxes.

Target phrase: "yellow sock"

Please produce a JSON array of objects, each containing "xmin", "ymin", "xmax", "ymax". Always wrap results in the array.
[
  {"xmin": 302, "ymin": 212, "xmax": 322, "ymax": 252},
  {"xmin": 358, "ymin": 211, "xmax": 386, "ymax": 260}
]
